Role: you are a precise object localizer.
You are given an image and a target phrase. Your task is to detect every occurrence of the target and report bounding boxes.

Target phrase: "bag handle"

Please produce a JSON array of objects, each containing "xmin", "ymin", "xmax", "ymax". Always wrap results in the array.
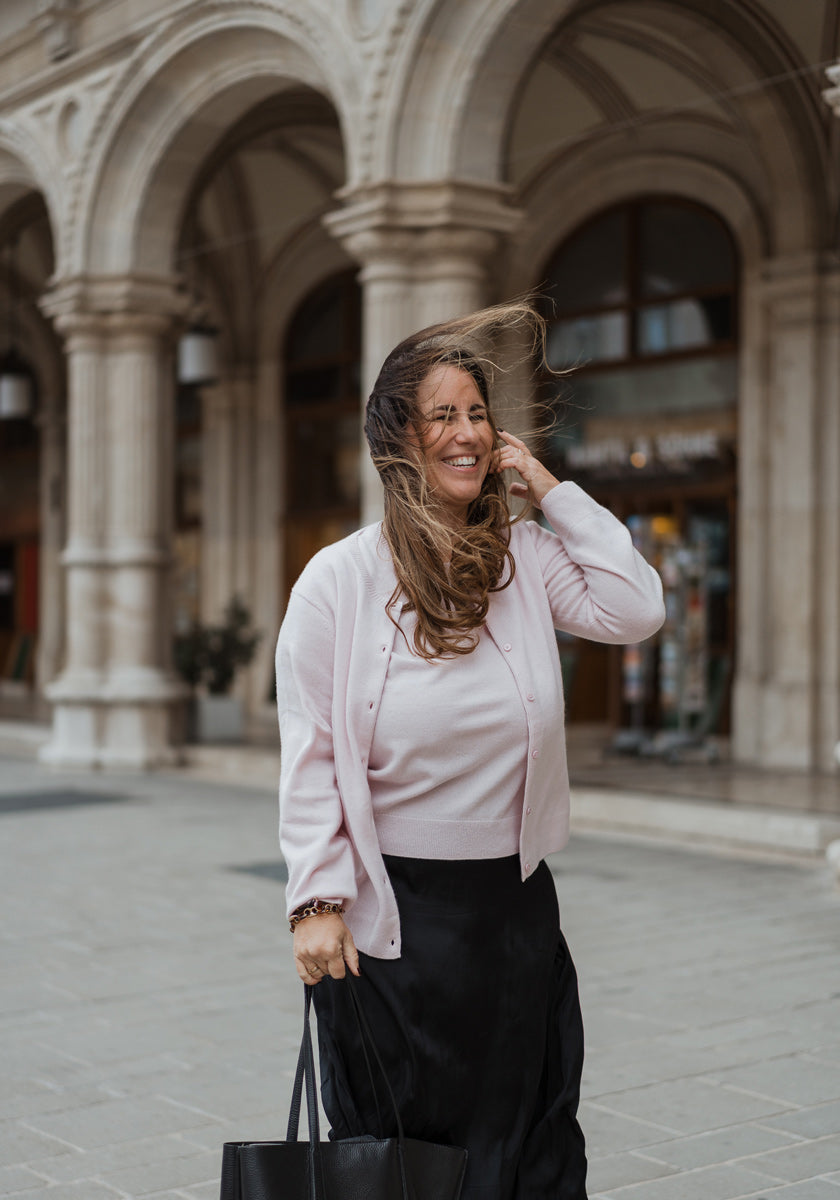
[
  {"xmin": 344, "ymin": 977, "xmax": 412, "ymax": 1199},
  {"xmin": 286, "ymin": 979, "xmax": 402, "ymax": 1141},
  {"xmin": 286, "ymin": 1021, "xmax": 308, "ymax": 1141},
  {"xmin": 344, "ymin": 974, "xmax": 406, "ymax": 1143},
  {"xmin": 286, "ymin": 986, "xmax": 320, "ymax": 1143},
  {"xmin": 290, "ymin": 986, "xmax": 326, "ymax": 1200},
  {"xmin": 285, "ymin": 978, "xmax": 412, "ymax": 1200}
]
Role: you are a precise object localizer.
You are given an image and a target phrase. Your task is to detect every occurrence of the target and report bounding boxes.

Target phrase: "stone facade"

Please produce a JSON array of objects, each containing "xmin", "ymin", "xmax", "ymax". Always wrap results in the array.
[{"xmin": 0, "ymin": 0, "xmax": 838, "ymax": 772}]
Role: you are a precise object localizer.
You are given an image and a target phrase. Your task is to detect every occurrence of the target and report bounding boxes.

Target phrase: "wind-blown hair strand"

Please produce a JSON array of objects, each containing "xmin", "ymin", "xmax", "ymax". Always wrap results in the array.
[{"xmin": 364, "ymin": 300, "xmax": 549, "ymax": 660}]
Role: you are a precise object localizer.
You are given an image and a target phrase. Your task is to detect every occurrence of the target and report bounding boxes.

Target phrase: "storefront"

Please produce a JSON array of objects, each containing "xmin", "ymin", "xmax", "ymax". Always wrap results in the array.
[{"xmin": 541, "ymin": 199, "xmax": 737, "ymax": 741}]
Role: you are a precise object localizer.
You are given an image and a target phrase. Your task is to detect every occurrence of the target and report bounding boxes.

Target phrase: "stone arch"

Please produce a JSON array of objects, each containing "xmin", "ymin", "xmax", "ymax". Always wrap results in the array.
[
  {"xmin": 389, "ymin": 0, "xmax": 827, "ymax": 254},
  {"xmin": 0, "ymin": 190, "xmax": 62, "ymax": 411},
  {"xmin": 506, "ymin": 151, "xmax": 768, "ymax": 296},
  {"xmin": 75, "ymin": 6, "xmax": 360, "ymax": 278},
  {"xmin": 0, "ymin": 130, "xmax": 62, "ymax": 265},
  {"xmin": 385, "ymin": 0, "xmax": 570, "ymax": 183}
]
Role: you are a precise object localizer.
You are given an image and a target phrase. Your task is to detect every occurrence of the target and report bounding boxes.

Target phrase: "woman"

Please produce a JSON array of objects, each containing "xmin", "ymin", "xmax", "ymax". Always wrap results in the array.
[{"xmin": 275, "ymin": 302, "xmax": 664, "ymax": 1200}]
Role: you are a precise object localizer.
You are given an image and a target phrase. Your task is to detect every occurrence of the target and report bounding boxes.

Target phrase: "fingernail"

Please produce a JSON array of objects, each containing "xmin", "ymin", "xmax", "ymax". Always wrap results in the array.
[{"xmin": 497, "ymin": 427, "xmax": 505, "ymax": 432}]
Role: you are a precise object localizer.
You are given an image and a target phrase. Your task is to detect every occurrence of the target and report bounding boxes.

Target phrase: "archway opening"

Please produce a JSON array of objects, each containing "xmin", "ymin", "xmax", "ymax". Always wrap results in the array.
[
  {"xmin": 171, "ymin": 86, "xmax": 349, "ymax": 646},
  {"xmin": 0, "ymin": 192, "xmax": 59, "ymax": 705},
  {"xmin": 540, "ymin": 198, "xmax": 738, "ymax": 739},
  {"xmin": 282, "ymin": 269, "xmax": 362, "ymax": 593}
]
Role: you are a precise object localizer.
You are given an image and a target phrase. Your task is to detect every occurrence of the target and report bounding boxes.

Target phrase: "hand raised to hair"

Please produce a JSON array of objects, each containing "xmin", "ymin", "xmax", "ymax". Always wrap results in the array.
[{"xmin": 494, "ymin": 430, "xmax": 561, "ymax": 509}]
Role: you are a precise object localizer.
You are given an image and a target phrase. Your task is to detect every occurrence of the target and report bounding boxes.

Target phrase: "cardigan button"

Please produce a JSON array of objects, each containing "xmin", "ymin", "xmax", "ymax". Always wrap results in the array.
[
  {"xmin": 368, "ymin": 701, "xmax": 374, "ymax": 709},
  {"xmin": 524, "ymin": 862, "xmax": 531, "ymax": 874},
  {"xmin": 531, "ymin": 749, "xmax": 539, "ymax": 759},
  {"xmin": 526, "ymin": 692, "xmax": 535, "ymax": 702},
  {"xmin": 503, "ymin": 643, "xmax": 512, "ymax": 652},
  {"xmin": 526, "ymin": 806, "xmax": 532, "ymax": 815}
]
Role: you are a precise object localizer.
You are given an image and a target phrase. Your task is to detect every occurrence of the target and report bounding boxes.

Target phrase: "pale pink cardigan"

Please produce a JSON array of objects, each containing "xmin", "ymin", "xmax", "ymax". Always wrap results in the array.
[{"xmin": 275, "ymin": 483, "xmax": 665, "ymax": 959}]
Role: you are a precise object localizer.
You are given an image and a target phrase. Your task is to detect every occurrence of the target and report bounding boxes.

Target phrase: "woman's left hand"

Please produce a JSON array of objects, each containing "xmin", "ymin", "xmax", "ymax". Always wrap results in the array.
[{"xmin": 494, "ymin": 430, "xmax": 560, "ymax": 509}]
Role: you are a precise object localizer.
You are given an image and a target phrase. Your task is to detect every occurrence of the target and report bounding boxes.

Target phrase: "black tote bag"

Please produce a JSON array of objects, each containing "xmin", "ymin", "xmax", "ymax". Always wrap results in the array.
[{"xmin": 220, "ymin": 978, "xmax": 467, "ymax": 1200}]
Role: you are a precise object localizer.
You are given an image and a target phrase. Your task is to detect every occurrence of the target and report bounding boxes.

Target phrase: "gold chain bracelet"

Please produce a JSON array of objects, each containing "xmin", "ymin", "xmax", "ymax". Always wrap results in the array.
[{"xmin": 289, "ymin": 898, "xmax": 345, "ymax": 933}]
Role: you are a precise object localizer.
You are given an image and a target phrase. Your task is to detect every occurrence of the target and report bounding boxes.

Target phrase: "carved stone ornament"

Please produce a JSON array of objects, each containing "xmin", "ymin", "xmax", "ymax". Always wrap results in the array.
[
  {"xmin": 348, "ymin": 0, "xmax": 387, "ymax": 39},
  {"xmin": 34, "ymin": 0, "xmax": 80, "ymax": 62}
]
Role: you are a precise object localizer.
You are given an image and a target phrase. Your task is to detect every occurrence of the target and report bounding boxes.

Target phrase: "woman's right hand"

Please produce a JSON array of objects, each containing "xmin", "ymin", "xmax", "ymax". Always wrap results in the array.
[
  {"xmin": 495, "ymin": 429, "xmax": 560, "ymax": 508},
  {"xmin": 293, "ymin": 913, "xmax": 361, "ymax": 985}
]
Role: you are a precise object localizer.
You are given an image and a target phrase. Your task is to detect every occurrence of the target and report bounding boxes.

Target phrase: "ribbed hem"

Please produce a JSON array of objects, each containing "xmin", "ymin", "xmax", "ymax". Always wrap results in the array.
[{"xmin": 374, "ymin": 811, "xmax": 521, "ymax": 860}]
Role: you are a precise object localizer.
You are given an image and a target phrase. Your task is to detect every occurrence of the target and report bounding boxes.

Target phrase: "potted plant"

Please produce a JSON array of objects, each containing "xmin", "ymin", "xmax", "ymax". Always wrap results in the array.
[{"xmin": 173, "ymin": 597, "xmax": 262, "ymax": 742}]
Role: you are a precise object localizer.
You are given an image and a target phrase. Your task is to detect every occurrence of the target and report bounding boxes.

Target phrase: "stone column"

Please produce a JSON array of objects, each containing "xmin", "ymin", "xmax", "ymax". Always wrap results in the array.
[
  {"xmin": 200, "ymin": 369, "xmax": 257, "ymax": 692},
  {"xmin": 35, "ymin": 399, "xmax": 66, "ymax": 693},
  {"xmin": 816, "ymin": 265, "xmax": 840, "ymax": 771},
  {"xmin": 733, "ymin": 254, "xmax": 839, "ymax": 771},
  {"xmin": 40, "ymin": 277, "xmax": 188, "ymax": 768},
  {"xmin": 100, "ymin": 312, "xmax": 184, "ymax": 767},
  {"xmin": 413, "ymin": 228, "xmax": 500, "ymax": 327},
  {"xmin": 251, "ymin": 351, "xmax": 281, "ymax": 710},
  {"xmin": 331, "ymin": 230, "xmax": 416, "ymax": 526},
  {"xmin": 40, "ymin": 314, "xmax": 109, "ymax": 763},
  {"xmin": 231, "ymin": 371, "xmax": 256, "ymax": 605},
  {"xmin": 324, "ymin": 182, "xmax": 521, "ymax": 522},
  {"xmin": 200, "ymin": 381, "xmax": 236, "ymax": 622},
  {"xmin": 820, "ymin": 67, "xmax": 840, "ymax": 772}
]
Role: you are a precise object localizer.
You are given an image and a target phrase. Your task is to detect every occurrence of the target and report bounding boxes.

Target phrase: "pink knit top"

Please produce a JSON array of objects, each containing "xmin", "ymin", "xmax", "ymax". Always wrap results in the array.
[
  {"xmin": 368, "ymin": 620, "xmax": 528, "ymax": 859},
  {"xmin": 276, "ymin": 482, "xmax": 666, "ymax": 958}
]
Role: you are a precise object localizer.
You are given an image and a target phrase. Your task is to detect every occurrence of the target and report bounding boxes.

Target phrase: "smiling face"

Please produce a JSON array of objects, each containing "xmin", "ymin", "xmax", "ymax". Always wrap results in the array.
[{"xmin": 415, "ymin": 363, "xmax": 495, "ymax": 525}]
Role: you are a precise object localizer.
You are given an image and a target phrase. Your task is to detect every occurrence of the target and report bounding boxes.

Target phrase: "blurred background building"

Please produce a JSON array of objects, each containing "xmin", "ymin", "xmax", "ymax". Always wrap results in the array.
[{"xmin": 0, "ymin": 0, "xmax": 838, "ymax": 774}]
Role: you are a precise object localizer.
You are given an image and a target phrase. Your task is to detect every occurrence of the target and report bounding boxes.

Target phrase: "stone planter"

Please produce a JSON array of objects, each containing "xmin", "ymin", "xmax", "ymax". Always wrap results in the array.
[{"xmin": 193, "ymin": 694, "xmax": 244, "ymax": 743}]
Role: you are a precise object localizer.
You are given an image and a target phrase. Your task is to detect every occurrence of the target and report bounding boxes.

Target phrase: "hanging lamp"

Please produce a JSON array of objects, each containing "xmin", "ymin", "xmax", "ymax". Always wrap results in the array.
[
  {"xmin": 0, "ymin": 348, "xmax": 36, "ymax": 419},
  {"xmin": 176, "ymin": 250, "xmax": 220, "ymax": 387},
  {"xmin": 177, "ymin": 321, "xmax": 220, "ymax": 387}
]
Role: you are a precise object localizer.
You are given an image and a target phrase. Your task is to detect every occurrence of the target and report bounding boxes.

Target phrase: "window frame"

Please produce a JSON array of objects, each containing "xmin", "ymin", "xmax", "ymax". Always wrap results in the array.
[{"xmin": 541, "ymin": 197, "xmax": 739, "ymax": 375}]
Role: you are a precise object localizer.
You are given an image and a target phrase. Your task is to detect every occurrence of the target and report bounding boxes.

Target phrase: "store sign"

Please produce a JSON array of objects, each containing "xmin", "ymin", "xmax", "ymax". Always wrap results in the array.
[{"xmin": 566, "ymin": 430, "xmax": 722, "ymax": 471}]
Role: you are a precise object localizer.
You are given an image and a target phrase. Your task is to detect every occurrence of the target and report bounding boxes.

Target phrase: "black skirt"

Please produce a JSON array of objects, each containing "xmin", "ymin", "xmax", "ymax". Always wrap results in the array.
[{"xmin": 313, "ymin": 854, "xmax": 587, "ymax": 1200}]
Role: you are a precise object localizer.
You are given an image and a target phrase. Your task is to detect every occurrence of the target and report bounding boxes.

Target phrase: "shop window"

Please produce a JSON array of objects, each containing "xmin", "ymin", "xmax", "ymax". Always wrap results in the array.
[
  {"xmin": 540, "ymin": 199, "xmax": 738, "ymax": 737},
  {"xmin": 543, "ymin": 199, "xmax": 736, "ymax": 374},
  {"xmin": 638, "ymin": 202, "xmax": 734, "ymax": 299},
  {"xmin": 549, "ymin": 206, "xmax": 628, "ymax": 313},
  {"xmin": 283, "ymin": 270, "xmax": 361, "ymax": 591}
]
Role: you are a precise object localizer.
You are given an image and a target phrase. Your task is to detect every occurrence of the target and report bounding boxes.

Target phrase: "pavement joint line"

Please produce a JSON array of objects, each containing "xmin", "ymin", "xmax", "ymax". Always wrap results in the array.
[
  {"xmin": 156, "ymin": 1097, "xmax": 228, "ymax": 1122},
  {"xmin": 579, "ymin": 1100, "xmax": 683, "ymax": 1136},
  {"xmin": 712, "ymin": 1081, "xmax": 815, "ymax": 1106},
  {"xmin": 15, "ymin": 1122, "xmax": 82, "ymax": 1152},
  {"xmin": 751, "ymin": 1123, "xmax": 812, "ymax": 1143}
]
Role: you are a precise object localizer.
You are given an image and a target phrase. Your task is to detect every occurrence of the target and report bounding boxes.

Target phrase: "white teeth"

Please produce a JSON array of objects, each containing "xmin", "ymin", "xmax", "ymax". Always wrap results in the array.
[{"xmin": 445, "ymin": 457, "xmax": 477, "ymax": 467}]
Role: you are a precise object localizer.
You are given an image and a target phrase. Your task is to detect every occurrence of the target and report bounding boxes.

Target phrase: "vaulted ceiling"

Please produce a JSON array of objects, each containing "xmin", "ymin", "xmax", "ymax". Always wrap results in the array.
[
  {"xmin": 177, "ymin": 89, "xmax": 345, "ymax": 367},
  {"xmin": 507, "ymin": 0, "xmax": 839, "ymax": 199}
]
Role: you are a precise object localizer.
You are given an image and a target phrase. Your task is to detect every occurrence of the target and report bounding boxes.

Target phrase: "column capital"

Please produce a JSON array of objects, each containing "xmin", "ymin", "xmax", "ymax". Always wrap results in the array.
[
  {"xmin": 40, "ymin": 273, "xmax": 190, "ymax": 332},
  {"xmin": 823, "ymin": 62, "xmax": 840, "ymax": 117},
  {"xmin": 323, "ymin": 180, "xmax": 522, "ymax": 264}
]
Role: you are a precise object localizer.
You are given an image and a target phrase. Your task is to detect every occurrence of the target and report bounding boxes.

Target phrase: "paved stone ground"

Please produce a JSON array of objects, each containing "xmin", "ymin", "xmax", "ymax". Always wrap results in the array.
[{"xmin": 1, "ymin": 754, "xmax": 839, "ymax": 1200}]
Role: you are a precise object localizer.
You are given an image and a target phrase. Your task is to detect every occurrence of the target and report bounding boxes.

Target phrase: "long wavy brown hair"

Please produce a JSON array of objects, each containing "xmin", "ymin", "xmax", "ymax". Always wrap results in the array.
[{"xmin": 364, "ymin": 300, "xmax": 550, "ymax": 660}]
